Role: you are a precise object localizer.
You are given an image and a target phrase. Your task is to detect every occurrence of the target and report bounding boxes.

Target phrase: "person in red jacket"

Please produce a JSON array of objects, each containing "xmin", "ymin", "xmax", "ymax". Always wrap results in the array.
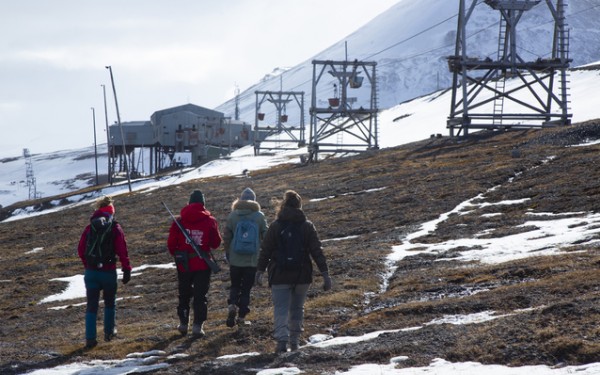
[
  {"xmin": 167, "ymin": 190, "xmax": 222, "ymax": 337},
  {"xmin": 77, "ymin": 195, "xmax": 132, "ymax": 349}
]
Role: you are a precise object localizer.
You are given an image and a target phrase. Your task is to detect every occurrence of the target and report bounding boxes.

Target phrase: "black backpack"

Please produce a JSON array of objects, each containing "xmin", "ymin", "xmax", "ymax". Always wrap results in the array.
[
  {"xmin": 85, "ymin": 216, "xmax": 116, "ymax": 269},
  {"xmin": 276, "ymin": 220, "xmax": 306, "ymax": 271}
]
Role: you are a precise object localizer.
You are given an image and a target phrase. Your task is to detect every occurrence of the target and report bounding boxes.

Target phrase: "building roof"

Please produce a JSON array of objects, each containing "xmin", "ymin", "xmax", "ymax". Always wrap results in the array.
[{"xmin": 151, "ymin": 103, "xmax": 224, "ymax": 124}]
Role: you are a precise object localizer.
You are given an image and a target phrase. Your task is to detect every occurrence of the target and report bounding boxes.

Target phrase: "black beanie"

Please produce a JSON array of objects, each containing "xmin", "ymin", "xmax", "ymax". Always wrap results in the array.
[{"xmin": 189, "ymin": 190, "xmax": 205, "ymax": 205}]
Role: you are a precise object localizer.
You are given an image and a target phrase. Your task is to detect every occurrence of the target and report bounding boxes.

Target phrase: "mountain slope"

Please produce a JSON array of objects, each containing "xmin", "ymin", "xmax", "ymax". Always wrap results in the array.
[{"xmin": 2, "ymin": 120, "xmax": 600, "ymax": 374}]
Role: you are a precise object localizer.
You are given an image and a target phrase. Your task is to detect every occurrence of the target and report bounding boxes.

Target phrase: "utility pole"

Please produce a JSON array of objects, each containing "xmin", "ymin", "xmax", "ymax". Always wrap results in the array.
[
  {"xmin": 105, "ymin": 65, "xmax": 132, "ymax": 192},
  {"xmin": 91, "ymin": 107, "xmax": 99, "ymax": 185},
  {"xmin": 234, "ymin": 84, "xmax": 240, "ymax": 121},
  {"xmin": 101, "ymin": 84, "xmax": 112, "ymax": 185}
]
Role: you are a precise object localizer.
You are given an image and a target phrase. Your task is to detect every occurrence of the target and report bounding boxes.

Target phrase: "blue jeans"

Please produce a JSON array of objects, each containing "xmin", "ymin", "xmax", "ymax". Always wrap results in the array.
[
  {"xmin": 271, "ymin": 283, "xmax": 310, "ymax": 344},
  {"xmin": 84, "ymin": 269, "xmax": 117, "ymax": 340}
]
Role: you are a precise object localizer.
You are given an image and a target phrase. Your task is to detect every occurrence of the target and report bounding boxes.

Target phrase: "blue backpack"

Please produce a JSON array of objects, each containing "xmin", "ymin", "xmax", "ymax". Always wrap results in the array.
[{"xmin": 232, "ymin": 214, "xmax": 260, "ymax": 255}]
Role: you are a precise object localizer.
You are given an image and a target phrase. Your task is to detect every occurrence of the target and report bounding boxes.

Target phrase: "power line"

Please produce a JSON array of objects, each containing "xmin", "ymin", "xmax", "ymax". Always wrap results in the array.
[{"xmin": 365, "ymin": 14, "xmax": 459, "ymax": 61}]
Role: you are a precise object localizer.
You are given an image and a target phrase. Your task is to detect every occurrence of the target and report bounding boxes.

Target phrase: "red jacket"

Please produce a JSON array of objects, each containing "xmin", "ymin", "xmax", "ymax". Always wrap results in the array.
[
  {"xmin": 167, "ymin": 203, "xmax": 222, "ymax": 272},
  {"xmin": 77, "ymin": 211, "xmax": 132, "ymax": 271}
]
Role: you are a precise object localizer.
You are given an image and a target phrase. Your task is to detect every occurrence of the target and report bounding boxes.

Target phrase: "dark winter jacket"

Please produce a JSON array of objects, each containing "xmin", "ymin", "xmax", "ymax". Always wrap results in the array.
[
  {"xmin": 223, "ymin": 199, "xmax": 268, "ymax": 268},
  {"xmin": 77, "ymin": 210, "xmax": 132, "ymax": 272},
  {"xmin": 167, "ymin": 202, "xmax": 222, "ymax": 272},
  {"xmin": 257, "ymin": 206, "xmax": 328, "ymax": 286}
]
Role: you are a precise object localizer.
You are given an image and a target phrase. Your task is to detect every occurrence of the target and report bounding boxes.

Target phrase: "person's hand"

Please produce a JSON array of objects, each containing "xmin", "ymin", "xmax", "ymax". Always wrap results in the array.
[
  {"xmin": 255, "ymin": 271, "xmax": 264, "ymax": 287},
  {"xmin": 322, "ymin": 272, "xmax": 332, "ymax": 291},
  {"xmin": 122, "ymin": 269, "xmax": 131, "ymax": 285}
]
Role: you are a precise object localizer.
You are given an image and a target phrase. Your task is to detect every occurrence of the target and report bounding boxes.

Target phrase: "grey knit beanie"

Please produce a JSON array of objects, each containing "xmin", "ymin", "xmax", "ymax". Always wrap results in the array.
[{"xmin": 240, "ymin": 187, "xmax": 256, "ymax": 201}]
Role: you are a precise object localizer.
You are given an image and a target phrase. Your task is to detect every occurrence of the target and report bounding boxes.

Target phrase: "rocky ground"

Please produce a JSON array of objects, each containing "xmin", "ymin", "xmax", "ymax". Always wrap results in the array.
[{"xmin": 1, "ymin": 121, "xmax": 600, "ymax": 374}]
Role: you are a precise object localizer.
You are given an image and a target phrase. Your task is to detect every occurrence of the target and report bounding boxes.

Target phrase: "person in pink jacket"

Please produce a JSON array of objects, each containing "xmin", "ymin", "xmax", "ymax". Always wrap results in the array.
[
  {"xmin": 77, "ymin": 195, "xmax": 132, "ymax": 349},
  {"xmin": 167, "ymin": 190, "xmax": 222, "ymax": 337}
]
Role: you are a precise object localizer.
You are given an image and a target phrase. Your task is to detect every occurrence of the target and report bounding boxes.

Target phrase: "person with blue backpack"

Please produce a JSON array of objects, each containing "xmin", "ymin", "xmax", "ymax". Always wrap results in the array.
[
  {"xmin": 255, "ymin": 190, "xmax": 331, "ymax": 354},
  {"xmin": 223, "ymin": 187, "xmax": 268, "ymax": 327}
]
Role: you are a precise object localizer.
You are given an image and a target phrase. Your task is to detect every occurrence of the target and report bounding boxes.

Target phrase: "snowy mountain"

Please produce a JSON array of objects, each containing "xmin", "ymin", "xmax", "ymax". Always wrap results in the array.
[
  {"xmin": 2, "ymin": 0, "xmax": 600, "ymax": 210},
  {"xmin": 216, "ymin": 0, "xmax": 600, "ymax": 118}
]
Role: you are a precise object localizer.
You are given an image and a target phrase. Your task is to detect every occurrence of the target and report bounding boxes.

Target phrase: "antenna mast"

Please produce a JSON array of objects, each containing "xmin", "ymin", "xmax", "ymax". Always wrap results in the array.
[{"xmin": 23, "ymin": 148, "xmax": 38, "ymax": 200}]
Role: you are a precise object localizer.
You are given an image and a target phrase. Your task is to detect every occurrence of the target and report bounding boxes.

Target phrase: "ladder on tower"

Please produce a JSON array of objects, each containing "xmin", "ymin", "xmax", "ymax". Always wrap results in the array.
[
  {"xmin": 492, "ymin": 16, "xmax": 508, "ymax": 127},
  {"xmin": 559, "ymin": 1, "xmax": 571, "ymax": 115},
  {"xmin": 336, "ymin": 117, "xmax": 344, "ymax": 146}
]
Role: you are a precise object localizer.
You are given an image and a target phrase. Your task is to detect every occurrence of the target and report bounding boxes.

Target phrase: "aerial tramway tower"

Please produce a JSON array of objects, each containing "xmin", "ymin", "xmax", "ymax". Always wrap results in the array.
[
  {"xmin": 308, "ymin": 58, "xmax": 378, "ymax": 162},
  {"xmin": 447, "ymin": 0, "xmax": 572, "ymax": 136},
  {"xmin": 253, "ymin": 89, "xmax": 305, "ymax": 155}
]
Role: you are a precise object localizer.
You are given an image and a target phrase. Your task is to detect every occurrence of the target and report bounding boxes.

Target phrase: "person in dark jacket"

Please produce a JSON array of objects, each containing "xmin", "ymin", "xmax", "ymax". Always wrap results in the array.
[
  {"xmin": 222, "ymin": 187, "xmax": 268, "ymax": 327},
  {"xmin": 255, "ymin": 190, "xmax": 331, "ymax": 353},
  {"xmin": 77, "ymin": 195, "xmax": 132, "ymax": 349},
  {"xmin": 167, "ymin": 190, "xmax": 222, "ymax": 337}
]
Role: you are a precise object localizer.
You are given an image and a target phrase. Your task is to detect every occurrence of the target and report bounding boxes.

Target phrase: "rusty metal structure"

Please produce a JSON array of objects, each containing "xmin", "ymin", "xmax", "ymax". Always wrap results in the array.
[{"xmin": 447, "ymin": 0, "xmax": 572, "ymax": 136}]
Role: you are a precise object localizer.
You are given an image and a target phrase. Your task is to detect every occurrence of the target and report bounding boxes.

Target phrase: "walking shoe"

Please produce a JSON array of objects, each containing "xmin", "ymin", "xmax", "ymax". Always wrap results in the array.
[
  {"xmin": 85, "ymin": 339, "xmax": 98, "ymax": 349},
  {"xmin": 275, "ymin": 341, "xmax": 288, "ymax": 354},
  {"xmin": 192, "ymin": 322, "xmax": 205, "ymax": 337},
  {"xmin": 177, "ymin": 323, "xmax": 188, "ymax": 336},
  {"xmin": 226, "ymin": 304, "xmax": 237, "ymax": 328},
  {"xmin": 290, "ymin": 340, "xmax": 299, "ymax": 351}
]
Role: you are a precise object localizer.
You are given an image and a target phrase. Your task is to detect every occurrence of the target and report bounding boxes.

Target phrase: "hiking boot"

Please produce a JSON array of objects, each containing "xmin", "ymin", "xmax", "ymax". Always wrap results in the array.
[
  {"xmin": 177, "ymin": 323, "xmax": 188, "ymax": 336},
  {"xmin": 85, "ymin": 339, "xmax": 98, "ymax": 349},
  {"xmin": 226, "ymin": 304, "xmax": 237, "ymax": 328},
  {"xmin": 275, "ymin": 341, "xmax": 287, "ymax": 354},
  {"xmin": 104, "ymin": 332, "xmax": 116, "ymax": 342},
  {"xmin": 192, "ymin": 323, "xmax": 205, "ymax": 337},
  {"xmin": 236, "ymin": 316, "xmax": 247, "ymax": 326},
  {"xmin": 177, "ymin": 307, "xmax": 189, "ymax": 335},
  {"xmin": 290, "ymin": 340, "xmax": 299, "ymax": 351}
]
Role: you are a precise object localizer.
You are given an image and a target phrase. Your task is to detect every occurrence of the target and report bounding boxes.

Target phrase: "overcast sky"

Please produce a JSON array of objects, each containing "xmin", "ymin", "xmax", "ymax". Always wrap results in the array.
[{"xmin": 0, "ymin": 0, "xmax": 399, "ymax": 157}]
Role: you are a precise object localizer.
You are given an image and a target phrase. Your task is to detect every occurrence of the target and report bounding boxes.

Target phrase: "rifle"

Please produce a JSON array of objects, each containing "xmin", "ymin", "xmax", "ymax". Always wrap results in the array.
[{"xmin": 162, "ymin": 201, "xmax": 221, "ymax": 273}]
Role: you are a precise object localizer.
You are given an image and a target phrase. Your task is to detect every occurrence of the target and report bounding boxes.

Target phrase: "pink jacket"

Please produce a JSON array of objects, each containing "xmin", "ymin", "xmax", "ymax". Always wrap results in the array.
[{"xmin": 77, "ymin": 211, "xmax": 132, "ymax": 271}]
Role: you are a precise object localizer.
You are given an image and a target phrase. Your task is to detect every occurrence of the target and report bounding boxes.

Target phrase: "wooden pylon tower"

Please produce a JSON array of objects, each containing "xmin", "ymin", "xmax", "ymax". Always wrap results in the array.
[
  {"xmin": 309, "ymin": 59, "xmax": 379, "ymax": 162},
  {"xmin": 253, "ymin": 90, "xmax": 305, "ymax": 155},
  {"xmin": 447, "ymin": 0, "xmax": 572, "ymax": 136}
]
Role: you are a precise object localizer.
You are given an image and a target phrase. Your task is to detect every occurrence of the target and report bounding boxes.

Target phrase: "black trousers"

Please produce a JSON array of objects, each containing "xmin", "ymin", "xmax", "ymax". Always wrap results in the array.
[
  {"xmin": 177, "ymin": 269, "xmax": 211, "ymax": 324},
  {"xmin": 228, "ymin": 265, "xmax": 257, "ymax": 318}
]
